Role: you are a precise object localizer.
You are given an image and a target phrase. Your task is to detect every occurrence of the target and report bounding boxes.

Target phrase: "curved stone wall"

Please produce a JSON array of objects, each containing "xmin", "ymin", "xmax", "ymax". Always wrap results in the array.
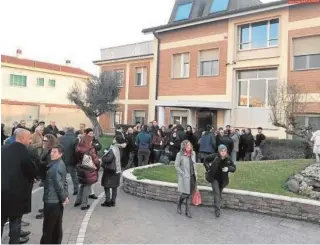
[{"xmin": 123, "ymin": 164, "xmax": 320, "ymax": 224}]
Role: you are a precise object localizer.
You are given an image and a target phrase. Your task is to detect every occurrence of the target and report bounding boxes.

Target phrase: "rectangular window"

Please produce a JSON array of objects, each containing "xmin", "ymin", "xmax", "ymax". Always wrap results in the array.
[
  {"xmin": 174, "ymin": 2, "xmax": 192, "ymax": 21},
  {"xmin": 239, "ymin": 19, "xmax": 279, "ymax": 50},
  {"xmin": 133, "ymin": 110, "xmax": 146, "ymax": 125},
  {"xmin": 199, "ymin": 49, "xmax": 219, "ymax": 76},
  {"xmin": 135, "ymin": 67, "xmax": 147, "ymax": 86},
  {"xmin": 37, "ymin": 78, "xmax": 44, "ymax": 87},
  {"xmin": 293, "ymin": 35, "xmax": 320, "ymax": 70},
  {"xmin": 114, "ymin": 70, "xmax": 124, "ymax": 87},
  {"xmin": 237, "ymin": 69, "xmax": 278, "ymax": 108},
  {"xmin": 172, "ymin": 53, "xmax": 190, "ymax": 78},
  {"xmin": 48, "ymin": 79, "xmax": 56, "ymax": 87},
  {"xmin": 171, "ymin": 110, "xmax": 188, "ymax": 127},
  {"xmin": 111, "ymin": 111, "xmax": 122, "ymax": 128},
  {"xmin": 210, "ymin": 0, "xmax": 229, "ymax": 13},
  {"xmin": 9, "ymin": 74, "xmax": 27, "ymax": 87}
]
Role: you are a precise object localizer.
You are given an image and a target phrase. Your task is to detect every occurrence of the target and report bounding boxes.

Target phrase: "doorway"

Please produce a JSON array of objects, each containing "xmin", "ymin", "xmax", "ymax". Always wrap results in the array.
[{"xmin": 197, "ymin": 110, "xmax": 217, "ymax": 130}]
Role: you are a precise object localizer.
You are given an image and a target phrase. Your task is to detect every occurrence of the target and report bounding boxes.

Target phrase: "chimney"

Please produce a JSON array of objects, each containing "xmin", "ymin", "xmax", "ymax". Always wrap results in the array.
[
  {"xmin": 16, "ymin": 49, "xmax": 22, "ymax": 58},
  {"xmin": 65, "ymin": 60, "xmax": 71, "ymax": 66}
]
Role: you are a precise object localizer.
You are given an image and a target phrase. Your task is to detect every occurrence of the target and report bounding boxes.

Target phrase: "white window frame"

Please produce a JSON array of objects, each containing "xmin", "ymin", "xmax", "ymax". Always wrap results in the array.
[
  {"xmin": 238, "ymin": 18, "xmax": 279, "ymax": 51},
  {"xmin": 237, "ymin": 70, "xmax": 278, "ymax": 108},
  {"xmin": 135, "ymin": 67, "xmax": 147, "ymax": 86},
  {"xmin": 293, "ymin": 53, "xmax": 320, "ymax": 71},
  {"xmin": 172, "ymin": 53, "xmax": 190, "ymax": 79},
  {"xmin": 115, "ymin": 69, "xmax": 124, "ymax": 87},
  {"xmin": 133, "ymin": 110, "xmax": 146, "ymax": 125},
  {"xmin": 36, "ymin": 78, "xmax": 44, "ymax": 87},
  {"xmin": 198, "ymin": 49, "xmax": 219, "ymax": 77}
]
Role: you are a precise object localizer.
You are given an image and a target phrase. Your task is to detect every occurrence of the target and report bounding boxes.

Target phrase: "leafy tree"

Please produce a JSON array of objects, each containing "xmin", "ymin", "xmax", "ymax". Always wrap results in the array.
[{"xmin": 67, "ymin": 71, "xmax": 121, "ymax": 138}]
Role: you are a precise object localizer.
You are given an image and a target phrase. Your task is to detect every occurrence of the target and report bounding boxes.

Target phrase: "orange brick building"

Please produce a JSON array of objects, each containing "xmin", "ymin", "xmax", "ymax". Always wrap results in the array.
[{"xmin": 97, "ymin": 0, "xmax": 320, "ymax": 138}]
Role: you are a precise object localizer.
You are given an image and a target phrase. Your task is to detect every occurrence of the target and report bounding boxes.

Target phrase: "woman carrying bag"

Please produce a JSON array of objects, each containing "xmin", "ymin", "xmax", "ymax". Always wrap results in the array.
[
  {"xmin": 174, "ymin": 140, "xmax": 197, "ymax": 218},
  {"xmin": 74, "ymin": 135, "xmax": 100, "ymax": 210},
  {"xmin": 100, "ymin": 135, "xmax": 126, "ymax": 207}
]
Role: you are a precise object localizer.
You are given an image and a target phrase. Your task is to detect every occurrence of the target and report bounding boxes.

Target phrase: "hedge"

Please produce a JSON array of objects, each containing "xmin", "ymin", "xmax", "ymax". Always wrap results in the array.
[{"xmin": 260, "ymin": 139, "xmax": 312, "ymax": 160}]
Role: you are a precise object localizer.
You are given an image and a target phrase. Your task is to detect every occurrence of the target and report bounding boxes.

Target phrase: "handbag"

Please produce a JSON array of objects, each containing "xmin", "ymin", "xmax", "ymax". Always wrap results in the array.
[
  {"xmin": 81, "ymin": 154, "xmax": 97, "ymax": 170},
  {"xmin": 192, "ymin": 190, "xmax": 202, "ymax": 206},
  {"xmin": 159, "ymin": 154, "xmax": 170, "ymax": 165},
  {"xmin": 101, "ymin": 149, "xmax": 117, "ymax": 173}
]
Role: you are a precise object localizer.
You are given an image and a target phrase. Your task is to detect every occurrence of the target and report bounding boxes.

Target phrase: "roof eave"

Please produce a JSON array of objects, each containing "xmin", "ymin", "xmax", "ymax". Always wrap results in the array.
[
  {"xmin": 142, "ymin": 1, "xmax": 292, "ymax": 34},
  {"xmin": 93, "ymin": 54, "xmax": 154, "ymax": 65}
]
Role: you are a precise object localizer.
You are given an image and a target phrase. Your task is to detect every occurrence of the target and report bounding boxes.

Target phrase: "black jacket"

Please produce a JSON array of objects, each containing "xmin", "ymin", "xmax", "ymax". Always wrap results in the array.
[
  {"xmin": 203, "ymin": 153, "xmax": 236, "ymax": 188},
  {"xmin": 255, "ymin": 133, "xmax": 266, "ymax": 147},
  {"xmin": 59, "ymin": 132, "xmax": 78, "ymax": 165},
  {"xmin": 126, "ymin": 133, "xmax": 137, "ymax": 152},
  {"xmin": 1, "ymin": 142, "xmax": 39, "ymax": 216},
  {"xmin": 217, "ymin": 135, "xmax": 234, "ymax": 154},
  {"xmin": 44, "ymin": 125, "xmax": 59, "ymax": 136},
  {"xmin": 242, "ymin": 133, "xmax": 255, "ymax": 153}
]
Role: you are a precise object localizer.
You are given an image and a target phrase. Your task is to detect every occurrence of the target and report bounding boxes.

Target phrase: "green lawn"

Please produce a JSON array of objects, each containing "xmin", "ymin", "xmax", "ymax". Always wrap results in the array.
[{"xmin": 133, "ymin": 159, "xmax": 313, "ymax": 198}]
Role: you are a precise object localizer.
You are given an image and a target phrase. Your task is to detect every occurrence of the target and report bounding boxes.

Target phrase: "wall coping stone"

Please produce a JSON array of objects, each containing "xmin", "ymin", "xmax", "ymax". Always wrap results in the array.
[{"xmin": 123, "ymin": 163, "xmax": 320, "ymax": 207}]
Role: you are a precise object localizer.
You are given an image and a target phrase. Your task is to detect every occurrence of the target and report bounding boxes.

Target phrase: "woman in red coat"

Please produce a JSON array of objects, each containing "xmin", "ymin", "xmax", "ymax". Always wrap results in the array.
[{"xmin": 74, "ymin": 135, "xmax": 100, "ymax": 210}]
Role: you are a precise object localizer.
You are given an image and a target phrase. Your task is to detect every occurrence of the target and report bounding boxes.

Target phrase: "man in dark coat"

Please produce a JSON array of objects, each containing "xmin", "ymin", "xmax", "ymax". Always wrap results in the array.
[
  {"xmin": 44, "ymin": 121, "xmax": 59, "ymax": 137},
  {"xmin": 243, "ymin": 128, "xmax": 255, "ymax": 161},
  {"xmin": 59, "ymin": 127, "xmax": 79, "ymax": 195},
  {"xmin": 1, "ymin": 129, "xmax": 39, "ymax": 244},
  {"xmin": 216, "ymin": 130, "xmax": 234, "ymax": 155}
]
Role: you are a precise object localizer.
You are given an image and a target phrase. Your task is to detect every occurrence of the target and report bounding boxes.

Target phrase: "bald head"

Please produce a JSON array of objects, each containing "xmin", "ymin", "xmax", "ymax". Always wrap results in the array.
[{"xmin": 15, "ymin": 128, "xmax": 31, "ymax": 146}]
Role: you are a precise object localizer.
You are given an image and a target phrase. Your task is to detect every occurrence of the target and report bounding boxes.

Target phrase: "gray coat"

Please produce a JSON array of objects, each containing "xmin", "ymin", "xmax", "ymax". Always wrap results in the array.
[
  {"xmin": 175, "ymin": 151, "xmax": 197, "ymax": 195},
  {"xmin": 43, "ymin": 158, "xmax": 68, "ymax": 204},
  {"xmin": 231, "ymin": 133, "xmax": 240, "ymax": 152}
]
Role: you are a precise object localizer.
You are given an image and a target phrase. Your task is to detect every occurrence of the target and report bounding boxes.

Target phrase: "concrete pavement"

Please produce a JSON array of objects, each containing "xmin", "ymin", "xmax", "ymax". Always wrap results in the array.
[{"xmin": 2, "ymin": 176, "xmax": 320, "ymax": 244}]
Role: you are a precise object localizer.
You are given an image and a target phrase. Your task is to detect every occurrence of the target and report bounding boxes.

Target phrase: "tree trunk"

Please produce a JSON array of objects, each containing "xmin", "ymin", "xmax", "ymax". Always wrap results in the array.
[{"xmin": 88, "ymin": 116, "xmax": 103, "ymax": 139}]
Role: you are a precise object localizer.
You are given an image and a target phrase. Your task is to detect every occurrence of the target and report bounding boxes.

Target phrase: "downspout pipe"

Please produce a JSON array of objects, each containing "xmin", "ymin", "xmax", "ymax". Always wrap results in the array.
[{"xmin": 153, "ymin": 31, "xmax": 161, "ymax": 120}]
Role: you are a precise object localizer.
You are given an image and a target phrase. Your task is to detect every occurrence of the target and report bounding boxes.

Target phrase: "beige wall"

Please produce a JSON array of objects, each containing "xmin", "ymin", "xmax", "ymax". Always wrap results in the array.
[{"xmin": 1, "ymin": 65, "xmax": 87, "ymax": 105}]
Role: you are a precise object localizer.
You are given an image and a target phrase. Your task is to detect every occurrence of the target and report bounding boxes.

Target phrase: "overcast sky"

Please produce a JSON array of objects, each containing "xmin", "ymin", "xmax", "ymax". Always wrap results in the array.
[{"xmin": 1, "ymin": 0, "xmax": 279, "ymax": 75}]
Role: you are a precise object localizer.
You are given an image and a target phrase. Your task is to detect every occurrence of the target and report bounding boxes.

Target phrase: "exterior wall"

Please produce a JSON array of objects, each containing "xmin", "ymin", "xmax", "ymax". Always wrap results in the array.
[
  {"xmin": 157, "ymin": 21, "xmax": 230, "ymax": 103},
  {"xmin": 158, "ymin": 41, "xmax": 228, "ymax": 96},
  {"xmin": 1, "ymin": 64, "xmax": 91, "ymax": 133},
  {"xmin": 128, "ymin": 61, "xmax": 150, "ymax": 100},
  {"xmin": 227, "ymin": 8, "xmax": 289, "ymax": 138},
  {"xmin": 1, "ymin": 65, "xmax": 87, "ymax": 105},
  {"xmin": 97, "ymin": 57, "xmax": 155, "ymax": 132},
  {"xmin": 1, "ymin": 100, "xmax": 91, "ymax": 134},
  {"xmin": 101, "ymin": 64, "xmax": 127, "ymax": 100},
  {"xmin": 287, "ymin": 3, "xmax": 320, "ymax": 115},
  {"xmin": 127, "ymin": 104, "xmax": 149, "ymax": 125}
]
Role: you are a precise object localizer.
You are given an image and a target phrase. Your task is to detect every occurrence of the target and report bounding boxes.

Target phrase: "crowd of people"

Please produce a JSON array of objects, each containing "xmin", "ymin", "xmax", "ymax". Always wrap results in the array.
[
  {"xmin": 114, "ymin": 120, "xmax": 267, "ymax": 170},
  {"xmin": 1, "ymin": 118, "xmax": 268, "ymax": 244}
]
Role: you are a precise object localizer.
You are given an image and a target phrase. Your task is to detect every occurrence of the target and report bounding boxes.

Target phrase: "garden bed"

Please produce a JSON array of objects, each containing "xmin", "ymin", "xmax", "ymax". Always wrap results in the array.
[{"xmin": 133, "ymin": 159, "xmax": 313, "ymax": 198}]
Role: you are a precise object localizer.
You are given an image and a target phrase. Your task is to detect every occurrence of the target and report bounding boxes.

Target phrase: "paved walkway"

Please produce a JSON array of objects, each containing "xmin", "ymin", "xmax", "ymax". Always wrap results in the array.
[{"xmin": 2, "ymin": 176, "xmax": 320, "ymax": 244}]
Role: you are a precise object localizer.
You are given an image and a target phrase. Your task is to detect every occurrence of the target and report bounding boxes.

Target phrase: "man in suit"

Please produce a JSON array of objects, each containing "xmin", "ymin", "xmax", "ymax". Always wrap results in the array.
[{"xmin": 1, "ymin": 129, "xmax": 39, "ymax": 244}]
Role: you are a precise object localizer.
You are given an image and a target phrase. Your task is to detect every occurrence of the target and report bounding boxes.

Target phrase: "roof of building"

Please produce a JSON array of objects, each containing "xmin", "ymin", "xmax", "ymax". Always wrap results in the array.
[
  {"xmin": 94, "ymin": 40, "xmax": 154, "ymax": 63},
  {"xmin": 142, "ymin": 0, "xmax": 289, "ymax": 33},
  {"xmin": 1, "ymin": 55, "xmax": 91, "ymax": 77}
]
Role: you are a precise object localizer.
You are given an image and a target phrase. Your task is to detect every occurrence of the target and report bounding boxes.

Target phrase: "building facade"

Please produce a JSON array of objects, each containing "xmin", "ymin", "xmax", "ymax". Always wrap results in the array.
[
  {"xmin": 141, "ymin": 0, "xmax": 320, "ymax": 138},
  {"xmin": 1, "ymin": 55, "xmax": 92, "ymax": 133},
  {"xmin": 93, "ymin": 41, "xmax": 156, "ymax": 133}
]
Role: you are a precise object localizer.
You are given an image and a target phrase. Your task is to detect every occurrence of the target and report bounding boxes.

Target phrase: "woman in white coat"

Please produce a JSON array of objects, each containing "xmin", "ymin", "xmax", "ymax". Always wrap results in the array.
[
  {"xmin": 311, "ymin": 130, "xmax": 320, "ymax": 163},
  {"xmin": 175, "ymin": 140, "xmax": 197, "ymax": 218}
]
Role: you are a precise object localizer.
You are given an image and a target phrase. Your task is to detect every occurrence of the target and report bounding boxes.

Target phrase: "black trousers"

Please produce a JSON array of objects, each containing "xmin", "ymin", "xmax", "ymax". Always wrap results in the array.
[
  {"xmin": 1, "ymin": 215, "xmax": 22, "ymax": 244},
  {"xmin": 104, "ymin": 187, "xmax": 118, "ymax": 201},
  {"xmin": 40, "ymin": 203, "xmax": 64, "ymax": 244}
]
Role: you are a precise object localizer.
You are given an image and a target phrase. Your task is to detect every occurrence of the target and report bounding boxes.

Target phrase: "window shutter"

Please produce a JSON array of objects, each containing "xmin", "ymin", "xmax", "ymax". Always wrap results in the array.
[
  {"xmin": 134, "ymin": 110, "xmax": 145, "ymax": 117},
  {"xmin": 171, "ymin": 110, "xmax": 188, "ymax": 117},
  {"xmin": 200, "ymin": 49, "xmax": 219, "ymax": 62},
  {"xmin": 172, "ymin": 54, "xmax": 181, "ymax": 78},
  {"xmin": 293, "ymin": 35, "xmax": 320, "ymax": 56}
]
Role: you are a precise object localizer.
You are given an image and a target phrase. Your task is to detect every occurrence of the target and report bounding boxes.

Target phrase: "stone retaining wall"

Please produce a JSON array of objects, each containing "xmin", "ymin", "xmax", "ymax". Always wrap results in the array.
[{"xmin": 123, "ymin": 164, "xmax": 320, "ymax": 224}]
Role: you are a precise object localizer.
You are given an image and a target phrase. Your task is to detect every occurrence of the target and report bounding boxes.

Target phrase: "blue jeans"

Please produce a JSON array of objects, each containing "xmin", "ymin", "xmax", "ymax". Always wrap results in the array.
[{"xmin": 66, "ymin": 165, "xmax": 79, "ymax": 193}]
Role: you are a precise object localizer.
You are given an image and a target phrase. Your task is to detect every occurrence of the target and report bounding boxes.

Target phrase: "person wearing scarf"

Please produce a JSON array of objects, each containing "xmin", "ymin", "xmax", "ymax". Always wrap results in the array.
[
  {"xmin": 175, "ymin": 140, "xmax": 197, "ymax": 218},
  {"xmin": 100, "ymin": 135, "xmax": 126, "ymax": 207}
]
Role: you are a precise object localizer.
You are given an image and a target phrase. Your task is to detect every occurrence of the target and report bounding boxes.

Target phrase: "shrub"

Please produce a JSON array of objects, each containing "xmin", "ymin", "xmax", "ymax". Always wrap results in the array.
[{"xmin": 260, "ymin": 139, "xmax": 312, "ymax": 160}]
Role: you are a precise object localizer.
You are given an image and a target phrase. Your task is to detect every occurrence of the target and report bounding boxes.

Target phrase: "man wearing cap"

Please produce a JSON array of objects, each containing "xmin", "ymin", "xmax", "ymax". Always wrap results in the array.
[{"xmin": 203, "ymin": 144, "xmax": 236, "ymax": 218}]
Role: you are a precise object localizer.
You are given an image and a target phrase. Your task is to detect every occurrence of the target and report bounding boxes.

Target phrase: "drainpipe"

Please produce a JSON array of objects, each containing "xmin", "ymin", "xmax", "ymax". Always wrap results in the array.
[{"xmin": 153, "ymin": 31, "xmax": 161, "ymax": 120}]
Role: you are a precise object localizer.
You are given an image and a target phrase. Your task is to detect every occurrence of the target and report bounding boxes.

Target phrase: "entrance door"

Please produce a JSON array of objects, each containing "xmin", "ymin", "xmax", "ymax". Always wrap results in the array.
[{"xmin": 197, "ymin": 110, "xmax": 217, "ymax": 130}]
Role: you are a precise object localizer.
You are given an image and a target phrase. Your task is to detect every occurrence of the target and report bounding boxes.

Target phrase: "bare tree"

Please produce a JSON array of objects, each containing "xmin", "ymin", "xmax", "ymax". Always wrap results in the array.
[
  {"xmin": 67, "ymin": 71, "xmax": 121, "ymax": 138},
  {"xmin": 269, "ymin": 83, "xmax": 313, "ymax": 141}
]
